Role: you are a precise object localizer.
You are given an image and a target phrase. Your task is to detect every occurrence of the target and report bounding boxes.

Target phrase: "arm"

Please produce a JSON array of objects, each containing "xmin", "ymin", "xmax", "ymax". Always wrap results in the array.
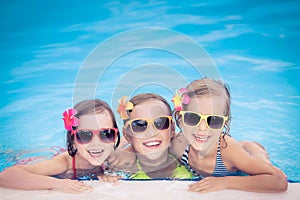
[
  {"xmin": 169, "ymin": 132, "xmax": 188, "ymax": 159},
  {"xmin": 239, "ymin": 141, "xmax": 287, "ymax": 179},
  {"xmin": 189, "ymin": 137, "xmax": 287, "ymax": 193},
  {"xmin": 108, "ymin": 145, "xmax": 136, "ymax": 171},
  {"xmin": 239, "ymin": 141, "xmax": 270, "ymax": 162},
  {"xmin": 223, "ymin": 138, "xmax": 287, "ymax": 192},
  {"xmin": 0, "ymin": 152, "xmax": 92, "ymax": 193}
]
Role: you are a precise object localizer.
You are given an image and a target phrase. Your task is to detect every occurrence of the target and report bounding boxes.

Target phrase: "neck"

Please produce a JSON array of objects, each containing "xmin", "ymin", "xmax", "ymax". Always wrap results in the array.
[
  {"xmin": 75, "ymin": 154, "xmax": 100, "ymax": 169},
  {"xmin": 190, "ymin": 144, "xmax": 216, "ymax": 159},
  {"xmin": 136, "ymin": 150, "xmax": 172, "ymax": 171}
]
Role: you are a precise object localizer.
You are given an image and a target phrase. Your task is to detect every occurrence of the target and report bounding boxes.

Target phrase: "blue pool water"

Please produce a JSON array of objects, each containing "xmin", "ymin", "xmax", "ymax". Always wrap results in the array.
[{"xmin": 0, "ymin": 1, "xmax": 299, "ymax": 182}]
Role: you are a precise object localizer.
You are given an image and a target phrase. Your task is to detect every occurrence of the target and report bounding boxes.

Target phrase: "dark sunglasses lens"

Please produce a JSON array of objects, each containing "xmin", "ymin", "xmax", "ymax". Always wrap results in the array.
[
  {"xmin": 207, "ymin": 116, "xmax": 224, "ymax": 129},
  {"xmin": 154, "ymin": 117, "xmax": 170, "ymax": 130},
  {"xmin": 131, "ymin": 120, "xmax": 148, "ymax": 133},
  {"xmin": 100, "ymin": 129, "xmax": 116, "ymax": 143},
  {"xmin": 184, "ymin": 112, "xmax": 201, "ymax": 126},
  {"xmin": 76, "ymin": 130, "xmax": 93, "ymax": 144}
]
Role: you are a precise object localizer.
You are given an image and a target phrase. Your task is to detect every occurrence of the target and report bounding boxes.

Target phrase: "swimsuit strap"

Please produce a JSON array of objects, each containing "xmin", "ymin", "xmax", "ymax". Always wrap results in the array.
[
  {"xmin": 213, "ymin": 137, "xmax": 230, "ymax": 176},
  {"xmin": 217, "ymin": 137, "xmax": 221, "ymax": 153},
  {"xmin": 72, "ymin": 156, "xmax": 77, "ymax": 179},
  {"xmin": 129, "ymin": 159, "xmax": 151, "ymax": 179},
  {"xmin": 136, "ymin": 159, "xmax": 144, "ymax": 172},
  {"xmin": 180, "ymin": 145, "xmax": 197, "ymax": 175},
  {"xmin": 172, "ymin": 162, "xmax": 194, "ymax": 179}
]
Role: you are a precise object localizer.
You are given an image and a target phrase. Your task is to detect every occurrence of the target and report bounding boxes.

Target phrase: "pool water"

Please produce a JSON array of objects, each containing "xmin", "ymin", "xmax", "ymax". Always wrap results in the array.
[{"xmin": 0, "ymin": 1, "xmax": 299, "ymax": 182}]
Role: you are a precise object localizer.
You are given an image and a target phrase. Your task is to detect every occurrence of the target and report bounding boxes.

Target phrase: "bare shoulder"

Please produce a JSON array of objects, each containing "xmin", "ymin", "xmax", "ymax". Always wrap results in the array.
[
  {"xmin": 52, "ymin": 151, "xmax": 72, "ymax": 167},
  {"xmin": 220, "ymin": 135, "xmax": 240, "ymax": 150},
  {"xmin": 220, "ymin": 135, "xmax": 246, "ymax": 163}
]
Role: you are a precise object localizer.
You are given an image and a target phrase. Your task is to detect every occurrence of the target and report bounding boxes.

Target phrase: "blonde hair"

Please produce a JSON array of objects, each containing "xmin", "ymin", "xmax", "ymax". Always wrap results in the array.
[{"xmin": 175, "ymin": 78, "xmax": 231, "ymax": 134}]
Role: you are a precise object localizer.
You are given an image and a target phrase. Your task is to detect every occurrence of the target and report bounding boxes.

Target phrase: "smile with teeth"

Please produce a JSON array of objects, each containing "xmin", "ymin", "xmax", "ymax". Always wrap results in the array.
[
  {"xmin": 143, "ymin": 140, "xmax": 162, "ymax": 148},
  {"xmin": 88, "ymin": 150, "xmax": 104, "ymax": 157},
  {"xmin": 193, "ymin": 134, "xmax": 210, "ymax": 143}
]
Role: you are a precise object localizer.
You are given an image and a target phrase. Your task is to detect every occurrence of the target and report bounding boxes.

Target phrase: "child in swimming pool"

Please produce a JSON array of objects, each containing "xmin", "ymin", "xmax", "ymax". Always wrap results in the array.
[
  {"xmin": 117, "ymin": 94, "xmax": 193, "ymax": 179},
  {"xmin": 0, "ymin": 99, "xmax": 121, "ymax": 193},
  {"xmin": 172, "ymin": 78, "xmax": 288, "ymax": 193}
]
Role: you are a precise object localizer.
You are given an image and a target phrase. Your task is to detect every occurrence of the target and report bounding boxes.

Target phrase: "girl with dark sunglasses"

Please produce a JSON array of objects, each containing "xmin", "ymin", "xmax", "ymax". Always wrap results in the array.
[
  {"xmin": 172, "ymin": 78, "xmax": 287, "ymax": 193},
  {"xmin": 116, "ymin": 93, "xmax": 193, "ymax": 179},
  {"xmin": 0, "ymin": 99, "xmax": 121, "ymax": 193}
]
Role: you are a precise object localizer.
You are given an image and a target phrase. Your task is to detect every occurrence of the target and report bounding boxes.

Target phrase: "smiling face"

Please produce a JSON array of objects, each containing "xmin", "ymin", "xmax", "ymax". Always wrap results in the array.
[
  {"xmin": 75, "ymin": 110, "xmax": 115, "ymax": 166},
  {"xmin": 181, "ymin": 95, "xmax": 226, "ymax": 157},
  {"xmin": 125, "ymin": 100, "xmax": 173, "ymax": 160}
]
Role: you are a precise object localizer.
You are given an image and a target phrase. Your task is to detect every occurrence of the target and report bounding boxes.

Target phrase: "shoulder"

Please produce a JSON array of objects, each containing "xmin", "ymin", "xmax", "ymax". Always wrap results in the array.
[
  {"xmin": 219, "ymin": 135, "xmax": 246, "ymax": 163},
  {"xmin": 220, "ymin": 134, "xmax": 239, "ymax": 149},
  {"xmin": 53, "ymin": 152, "xmax": 72, "ymax": 165}
]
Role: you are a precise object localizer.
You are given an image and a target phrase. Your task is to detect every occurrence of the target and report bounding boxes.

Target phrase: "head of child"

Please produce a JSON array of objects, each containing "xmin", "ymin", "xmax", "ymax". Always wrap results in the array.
[
  {"xmin": 63, "ymin": 99, "xmax": 120, "ymax": 166},
  {"xmin": 118, "ymin": 94, "xmax": 175, "ymax": 163},
  {"xmin": 173, "ymin": 78, "xmax": 231, "ymax": 157}
]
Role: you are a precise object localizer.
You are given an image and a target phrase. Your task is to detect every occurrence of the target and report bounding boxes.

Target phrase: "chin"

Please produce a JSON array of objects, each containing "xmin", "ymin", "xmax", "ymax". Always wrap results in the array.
[
  {"xmin": 89, "ymin": 152, "xmax": 110, "ymax": 166},
  {"xmin": 87, "ymin": 157, "xmax": 103, "ymax": 166},
  {"xmin": 143, "ymin": 147, "xmax": 168, "ymax": 160}
]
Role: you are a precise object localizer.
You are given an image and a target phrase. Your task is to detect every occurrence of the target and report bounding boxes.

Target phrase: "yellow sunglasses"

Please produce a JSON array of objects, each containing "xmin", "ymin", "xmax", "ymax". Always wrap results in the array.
[
  {"xmin": 180, "ymin": 111, "xmax": 228, "ymax": 130},
  {"xmin": 125, "ymin": 116, "xmax": 172, "ymax": 134}
]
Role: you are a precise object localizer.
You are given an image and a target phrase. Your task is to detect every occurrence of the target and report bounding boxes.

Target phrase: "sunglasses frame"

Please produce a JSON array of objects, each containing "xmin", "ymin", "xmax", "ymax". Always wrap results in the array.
[
  {"xmin": 179, "ymin": 111, "xmax": 228, "ymax": 130},
  {"xmin": 75, "ymin": 128, "xmax": 118, "ymax": 144},
  {"xmin": 125, "ymin": 116, "xmax": 172, "ymax": 135}
]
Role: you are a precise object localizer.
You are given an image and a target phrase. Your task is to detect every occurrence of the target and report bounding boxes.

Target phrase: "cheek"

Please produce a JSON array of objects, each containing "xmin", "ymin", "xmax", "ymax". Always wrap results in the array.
[
  {"xmin": 161, "ymin": 131, "xmax": 172, "ymax": 142},
  {"xmin": 130, "ymin": 138, "xmax": 145, "ymax": 153},
  {"xmin": 182, "ymin": 125, "xmax": 195, "ymax": 134},
  {"xmin": 75, "ymin": 143, "xmax": 88, "ymax": 155},
  {"xmin": 130, "ymin": 137, "xmax": 143, "ymax": 147},
  {"xmin": 102, "ymin": 143, "xmax": 115, "ymax": 151}
]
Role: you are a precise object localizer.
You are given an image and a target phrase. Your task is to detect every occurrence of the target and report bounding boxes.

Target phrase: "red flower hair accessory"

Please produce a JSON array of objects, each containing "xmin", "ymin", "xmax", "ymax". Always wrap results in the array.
[{"xmin": 62, "ymin": 108, "xmax": 80, "ymax": 134}]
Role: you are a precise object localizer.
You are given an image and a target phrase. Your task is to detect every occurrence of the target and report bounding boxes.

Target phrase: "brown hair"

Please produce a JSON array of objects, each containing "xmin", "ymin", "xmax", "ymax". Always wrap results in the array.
[
  {"xmin": 124, "ymin": 93, "xmax": 175, "ymax": 139},
  {"xmin": 129, "ymin": 93, "xmax": 172, "ymax": 114},
  {"xmin": 67, "ymin": 99, "xmax": 120, "ymax": 156},
  {"xmin": 174, "ymin": 78, "xmax": 231, "ymax": 135}
]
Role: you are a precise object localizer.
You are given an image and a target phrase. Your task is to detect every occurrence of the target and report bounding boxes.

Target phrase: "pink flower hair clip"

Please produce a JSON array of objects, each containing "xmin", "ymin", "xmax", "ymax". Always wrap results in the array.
[
  {"xmin": 62, "ymin": 108, "xmax": 80, "ymax": 135},
  {"xmin": 117, "ymin": 96, "xmax": 134, "ymax": 120},
  {"xmin": 172, "ymin": 88, "xmax": 191, "ymax": 111}
]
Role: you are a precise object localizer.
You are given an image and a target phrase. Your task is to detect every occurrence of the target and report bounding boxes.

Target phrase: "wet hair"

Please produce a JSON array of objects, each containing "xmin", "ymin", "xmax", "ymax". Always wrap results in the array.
[
  {"xmin": 174, "ymin": 78, "xmax": 231, "ymax": 136},
  {"xmin": 66, "ymin": 99, "xmax": 120, "ymax": 156}
]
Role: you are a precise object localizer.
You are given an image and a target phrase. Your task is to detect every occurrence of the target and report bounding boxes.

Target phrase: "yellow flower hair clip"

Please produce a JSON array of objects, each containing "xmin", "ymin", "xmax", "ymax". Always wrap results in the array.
[
  {"xmin": 117, "ymin": 96, "xmax": 134, "ymax": 120},
  {"xmin": 172, "ymin": 88, "xmax": 191, "ymax": 111}
]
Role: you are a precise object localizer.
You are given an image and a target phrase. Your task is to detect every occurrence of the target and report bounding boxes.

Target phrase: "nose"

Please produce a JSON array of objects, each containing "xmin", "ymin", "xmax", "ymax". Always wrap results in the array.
[
  {"xmin": 145, "ymin": 123, "xmax": 159, "ymax": 137},
  {"xmin": 90, "ymin": 134, "xmax": 102, "ymax": 146},
  {"xmin": 198, "ymin": 118, "xmax": 208, "ymax": 132}
]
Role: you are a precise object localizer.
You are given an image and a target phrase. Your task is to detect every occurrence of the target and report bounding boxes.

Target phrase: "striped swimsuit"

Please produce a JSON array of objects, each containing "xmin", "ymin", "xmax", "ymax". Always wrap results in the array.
[{"xmin": 180, "ymin": 138, "xmax": 245, "ymax": 179}]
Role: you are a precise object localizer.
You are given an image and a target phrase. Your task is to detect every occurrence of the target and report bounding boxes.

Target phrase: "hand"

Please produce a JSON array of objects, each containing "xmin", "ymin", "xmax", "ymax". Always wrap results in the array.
[
  {"xmin": 53, "ymin": 179, "xmax": 93, "ymax": 193},
  {"xmin": 108, "ymin": 148, "xmax": 136, "ymax": 171},
  {"xmin": 98, "ymin": 175, "xmax": 121, "ymax": 185},
  {"xmin": 188, "ymin": 177, "xmax": 228, "ymax": 193}
]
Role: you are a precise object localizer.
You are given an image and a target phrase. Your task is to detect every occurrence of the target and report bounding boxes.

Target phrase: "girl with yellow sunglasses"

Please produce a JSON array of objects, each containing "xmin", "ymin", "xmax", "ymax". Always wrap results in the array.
[{"xmin": 172, "ymin": 78, "xmax": 287, "ymax": 193}]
